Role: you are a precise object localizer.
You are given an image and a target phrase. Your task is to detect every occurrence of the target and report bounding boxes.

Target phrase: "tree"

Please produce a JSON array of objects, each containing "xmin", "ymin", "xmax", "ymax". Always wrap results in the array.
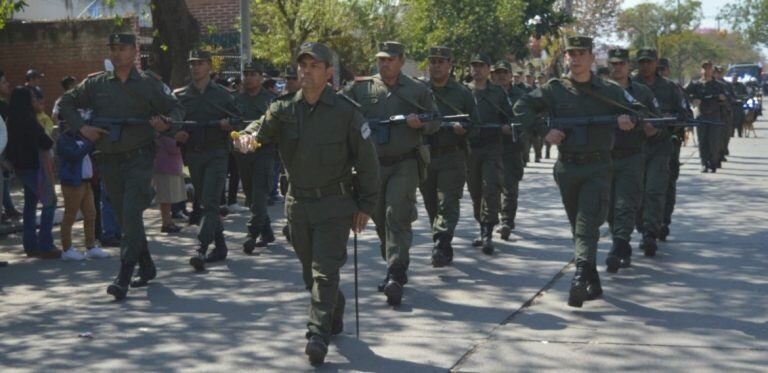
[
  {"xmin": 0, "ymin": 0, "xmax": 25, "ymax": 29},
  {"xmin": 616, "ymin": 0, "xmax": 702, "ymax": 49},
  {"xmin": 568, "ymin": 0, "xmax": 622, "ymax": 37},
  {"xmin": 148, "ymin": 0, "xmax": 200, "ymax": 87},
  {"xmin": 720, "ymin": 0, "xmax": 768, "ymax": 48}
]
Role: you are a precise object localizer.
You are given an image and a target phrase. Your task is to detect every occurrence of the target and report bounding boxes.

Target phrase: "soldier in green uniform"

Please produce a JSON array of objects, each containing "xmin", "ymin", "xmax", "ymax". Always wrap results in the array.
[
  {"xmin": 344, "ymin": 41, "xmax": 439, "ymax": 306},
  {"xmin": 685, "ymin": 60, "xmax": 728, "ymax": 173},
  {"xmin": 605, "ymin": 48, "xmax": 659, "ymax": 271},
  {"xmin": 491, "ymin": 60, "xmax": 527, "ymax": 240},
  {"xmin": 418, "ymin": 46, "xmax": 477, "ymax": 267},
  {"xmin": 58, "ymin": 33, "xmax": 184, "ymax": 300},
  {"xmin": 466, "ymin": 53, "xmax": 514, "ymax": 254},
  {"xmin": 234, "ymin": 62, "xmax": 277, "ymax": 253},
  {"xmin": 714, "ymin": 65, "xmax": 735, "ymax": 162},
  {"xmin": 234, "ymin": 42, "xmax": 379, "ymax": 366},
  {"xmin": 514, "ymin": 36, "xmax": 641, "ymax": 308},
  {"xmin": 634, "ymin": 49, "xmax": 688, "ymax": 253},
  {"xmin": 173, "ymin": 50, "xmax": 241, "ymax": 271},
  {"xmin": 730, "ymin": 74, "xmax": 748, "ymax": 138}
]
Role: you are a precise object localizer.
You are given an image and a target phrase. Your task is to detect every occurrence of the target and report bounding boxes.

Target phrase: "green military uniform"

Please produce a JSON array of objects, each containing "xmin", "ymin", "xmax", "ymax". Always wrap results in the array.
[
  {"xmin": 716, "ymin": 67, "xmax": 736, "ymax": 159},
  {"xmin": 515, "ymin": 36, "xmax": 644, "ymax": 308},
  {"xmin": 174, "ymin": 50, "xmax": 241, "ymax": 269},
  {"xmin": 632, "ymin": 48, "xmax": 683, "ymax": 256},
  {"xmin": 731, "ymin": 80, "xmax": 748, "ymax": 137},
  {"xmin": 242, "ymin": 42, "xmax": 379, "ymax": 353},
  {"xmin": 233, "ymin": 74, "xmax": 276, "ymax": 252},
  {"xmin": 466, "ymin": 53, "xmax": 513, "ymax": 254},
  {"xmin": 58, "ymin": 33, "xmax": 184, "ymax": 299},
  {"xmin": 684, "ymin": 61, "xmax": 728, "ymax": 172},
  {"xmin": 661, "ymin": 78, "xmax": 692, "ymax": 241},
  {"xmin": 418, "ymin": 46, "xmax": 478, "ymax": 267},
  {"xmin": 493, "ymin": 61, "xmax": 528, "ymax": 239},
  {"xmin": 343, "ymin": 41, "xmax": 438, "ymax": 305},
  {"xmin": 604, "ymin": 48, "xmax": 659, "ymax": 271}
]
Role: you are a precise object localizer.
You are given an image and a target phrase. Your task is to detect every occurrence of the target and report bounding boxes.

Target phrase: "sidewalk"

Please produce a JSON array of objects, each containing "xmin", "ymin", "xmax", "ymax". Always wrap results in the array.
[{"xmin": 1, "ymin": 117, "xmax": 766, "ymax": 372}]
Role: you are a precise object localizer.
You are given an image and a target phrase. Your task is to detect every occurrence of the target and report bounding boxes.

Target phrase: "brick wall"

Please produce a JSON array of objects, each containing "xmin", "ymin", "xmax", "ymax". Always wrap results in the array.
[
  {"xmin": 186, "ymin": 0, "xmax": 239, "ymax": 34},
  {"xmin": 0, "ymin": 17, "xmax": 139, "ymax": 114}
]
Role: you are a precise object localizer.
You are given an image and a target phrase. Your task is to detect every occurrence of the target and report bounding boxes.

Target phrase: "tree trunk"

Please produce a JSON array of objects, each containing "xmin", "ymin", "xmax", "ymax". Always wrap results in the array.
[{"xmin": 149, "ymin": 0, "xmax": 200, "ymax": 88}]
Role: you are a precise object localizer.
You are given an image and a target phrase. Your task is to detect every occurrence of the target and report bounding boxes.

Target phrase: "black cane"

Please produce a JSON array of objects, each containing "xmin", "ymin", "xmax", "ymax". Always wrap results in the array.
[{"xmin": 354, "ymin": 232, "xmax": 360, "ymax": 338}]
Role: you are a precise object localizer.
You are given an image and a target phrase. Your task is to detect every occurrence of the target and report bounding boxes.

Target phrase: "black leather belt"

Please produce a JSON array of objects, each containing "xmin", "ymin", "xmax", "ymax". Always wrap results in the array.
[
  {"xmin": 379, "ymin": 149, "xmax": 418, "ymax": 167},
  {"xmin": 290, "ymin": 182, "xmax": 351, "ymax": 199},
  {"xmin": 611, "ymin": 147, "xmax": 641, "ymax": 159},
  {"xmin": 430, "ymin": 145, "xmax": 459, "ymax": 158},
  {"xmin": 559, "ymin": 150, "xmax": 611, "ymax": 165}
]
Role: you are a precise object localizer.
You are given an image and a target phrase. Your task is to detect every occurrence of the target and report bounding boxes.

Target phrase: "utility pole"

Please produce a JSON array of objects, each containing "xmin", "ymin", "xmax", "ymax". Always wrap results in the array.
[{"xmin": 240, "ymin": 0, "xmax": 251, "ymax": 74}]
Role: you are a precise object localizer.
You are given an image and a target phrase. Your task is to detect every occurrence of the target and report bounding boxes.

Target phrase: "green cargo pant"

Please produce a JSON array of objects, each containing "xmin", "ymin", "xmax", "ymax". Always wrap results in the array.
[
  {"xmin": 466, "ymin": 143, "xmax": 502, "ymax": 225},
  {"xmin": 185, "ymin": 147, "xmax": 228, "ymax": 246},
  {"xmin": 287, "ymin": 193, "xmax": 355, "ymax": 343},
  {"xmin": 607, "ymin": 152, "xmax": 644, "ymax": 241},
  {"xmin": 418, "ymin": 150, "xmax": 466, "ymax": 240},
  {"xmin": 500, "ymin": 141, "xmax": 524, "ymax": 226},
  {"xmin": 664, "ymin": 137, "xmax": 683, "ymax": 226},
  {"xmin": 697, "ymin": 114, "xmax": 723, "ymax": 166},
  {"xmin": 235, "ymin": 148, "xmax": 275, "ymax": 236},
  {"xmin": 554, "ymin": 158, "xmax": 612, "ymax": 264},
  {"xmin": 637, "ymin": 140, "xmax": 672, "ymax": 237},
  {"xmin": 374, "ymin": 158, "xmax": 419, "ymax": 271},
  {"xmin": 98, "ymin": 147, "xmax": 155, "ymax": 263}
]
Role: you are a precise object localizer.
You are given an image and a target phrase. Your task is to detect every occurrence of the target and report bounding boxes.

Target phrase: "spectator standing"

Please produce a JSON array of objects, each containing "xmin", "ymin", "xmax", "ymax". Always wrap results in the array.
[{"xmin": 152, "ymin": 135, "xmax": 185, "ymax": 233}]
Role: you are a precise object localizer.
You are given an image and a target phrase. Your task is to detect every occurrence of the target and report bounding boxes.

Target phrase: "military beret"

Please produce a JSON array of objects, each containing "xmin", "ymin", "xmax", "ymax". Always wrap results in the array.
[
  {"xmin": 296, "ymin": 42, "xmax": 334, "ymax": 65},
  {"xmin": 608, "ymin": 48, "xmax": 630, "ymax": 63},
  {"xmin": 188, "ymin": 49, "xmax": 212, "ymax": 62},
  {"xmin": 565, "ymin": 36, "xmax": 593, "ymax": 51},
  {"xmin": 108, "ymin": 33, "xmax": 136, "ymax": 46},
  {"xmin": 376, "ymin": 41, "xmax": 405, "ymax": 58},
  {"xmin": 636, "ymin": 48, "xmax": 658, "ymax": 61},
  {"xmin": 470, "ymin": 53, "xmax": 492, "ymax": 66},
  {"xmin": 427, "ymin": 46, "xmax": 452, "ymax": 60}
]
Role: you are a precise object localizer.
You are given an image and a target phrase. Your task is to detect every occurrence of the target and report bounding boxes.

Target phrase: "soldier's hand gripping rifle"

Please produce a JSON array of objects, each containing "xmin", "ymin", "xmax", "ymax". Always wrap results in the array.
[
  {"xmin": 546, "ymin": 115, "xmax": 725, "ymax": 145},
  {"xmin": 88, "ymin": 117, "xmax": 197, "ymax": 142},
  {"xmin": 368, "ymin": 113, "xmax": 470, "ymax": 145}
]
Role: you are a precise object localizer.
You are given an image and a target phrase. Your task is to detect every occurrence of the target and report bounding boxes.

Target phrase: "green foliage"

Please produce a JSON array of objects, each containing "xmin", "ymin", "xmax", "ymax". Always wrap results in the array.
[
  {"xmin": 720, "ymin": 0, "xmax": 768, "ymax": 48},
  {"xmin": 0, "ymin": 0, "xmax": 26, "ymax": 30},
  {"xmin": 616, "ymin": 0, "xmax": 702, "ymax": 49}
]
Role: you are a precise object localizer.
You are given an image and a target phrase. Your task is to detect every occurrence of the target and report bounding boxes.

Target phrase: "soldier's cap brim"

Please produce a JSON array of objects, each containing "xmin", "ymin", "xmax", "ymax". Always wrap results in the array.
[
  {"xmin": 297, "ymin": 51, "xmax": 330, "ymax": 64},
  {"xmin": 636, "ymin": 56, "xmax": 655, "ymax": 61},
  {"xmin": 609, "ymin": 57, "xmax": 629, "ymax": 63},
  {"xmin": 376, "ymin": 51, "xmax": 400, "ymax": 58}
]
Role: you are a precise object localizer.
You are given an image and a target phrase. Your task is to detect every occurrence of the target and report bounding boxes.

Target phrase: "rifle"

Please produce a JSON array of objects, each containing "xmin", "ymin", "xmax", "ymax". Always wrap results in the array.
[
  {"xmin": 179, "ymin": 118, "xmax": 258, "ymax": 144},
  {"xmin": 89, "ymin": 117, "xmax": 196, "ymax": 142},
  {"xmin": 547, "ymin": 115, "xmax": 725, "ymax": 145},
  {"xmin": 367, "ymin": 113, "xmax": 470, "ymax": 145}
]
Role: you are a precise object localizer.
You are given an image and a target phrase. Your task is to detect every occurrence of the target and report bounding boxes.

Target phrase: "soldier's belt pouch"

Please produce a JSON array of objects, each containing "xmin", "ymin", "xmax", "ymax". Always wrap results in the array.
[{"xmin": 558, "ymin": 150, "xmax": 610, "ymax": 165}]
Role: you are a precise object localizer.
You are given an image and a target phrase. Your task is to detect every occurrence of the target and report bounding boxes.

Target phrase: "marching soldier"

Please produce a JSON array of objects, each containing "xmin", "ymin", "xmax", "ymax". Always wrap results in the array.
[
  {"xmin": 418, "ymin": 46, "xmax": 477, "ymax": 267},
  {"xmin": 684, "ymin": 60, "xmax": 727, "ymax": 173},
  {"xmin": 234, "ymin": 62, "xmax": 277, "ymax": 254},
  {"xmin": 58, "ymin": 33, "xmax": 184, "ymax": 299},
  {"xmin": 466, "ymin": 53, "xmax": 514, "ymax": 254},
  {"xmin": 344, "ymin": 41, "xmax": 439, "ymax": 306},
  {"xmin": 514, "ymin": 36, "xmax": 642, "ymax": 308},
  {"xmin": 605, "ymin": 48, "xmax": 659, "ymax": 271},
  {"xmin": 714, "ymin": 65, "xmax": 735, "ymax": 161},
  {"xmin": 491, "ymin": 60, "xmax": 527, "ymax": 240},
  {"xmin": 174, "ymin": 50, "xmax": 241, "ymax": 271},
  {"xmin": 234, "ymin": 42, "xmax": 379, "ymax": 366}
]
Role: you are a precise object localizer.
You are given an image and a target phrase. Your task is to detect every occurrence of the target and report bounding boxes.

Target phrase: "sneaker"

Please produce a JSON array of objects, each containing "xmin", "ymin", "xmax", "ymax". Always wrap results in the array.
[
  {"xmin": 86, "ymin": 246, "xmax": 111, "ymax": 259},
  {"xmin": 62, "ymin": 248, "xmax": 86, "ymax": 261},
  {"xmin": 227, "ymin": 203, "xmax": 249, "ymax": 212}
]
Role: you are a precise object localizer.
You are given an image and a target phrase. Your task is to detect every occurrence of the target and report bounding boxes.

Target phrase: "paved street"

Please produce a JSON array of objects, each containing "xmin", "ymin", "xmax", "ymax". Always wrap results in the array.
[{"xmin": 1, "ymin": 117, "xmax": 766, "ymax": 372}]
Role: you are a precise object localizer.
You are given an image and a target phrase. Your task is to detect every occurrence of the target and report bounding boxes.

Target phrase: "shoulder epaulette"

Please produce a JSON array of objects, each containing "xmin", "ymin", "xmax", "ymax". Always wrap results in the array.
[{"xmin": 337, "ymin": 92, "xmax": 362, "ymax": 108}]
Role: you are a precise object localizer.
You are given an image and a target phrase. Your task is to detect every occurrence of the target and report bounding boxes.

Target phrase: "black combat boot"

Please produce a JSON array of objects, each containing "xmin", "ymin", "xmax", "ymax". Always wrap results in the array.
[
  {"xmin": 481, "ymin": 225, "xmax": 495, "ymax": 255},
  {"xmin": 130, "ymin": 249, "xmax": 156, "ymax": 288},
  {"xmin": 618, "ymin": 240, "xmax": 633, "ymax": 268},
  {"xmin": 586, "ymin": 262, "xmax": 603, "ymax": 301},
  {"xmin": 605, "ymin": 238, "xmax": 626, "ymax": 273},
  {"xmin": 189, "ymin": 245, "xmax": 207, "ymax": 271},
  {"xmin": 498, "ymin": 221, "xmax": 514, "ymax": 241},
  {"xmin": 255, "ymin": 220, "xmax": 276, "ymax": 248},
  {"xmin": 206, "ymin": 231, "xmax": 228, "ymax": 263},
  {"xmin": 472, "ymin": 224, "xmax": 483, "ymax": 247},
  {"xmin": 641, "ymin": 233, "xmax": 658, "ymax": 257},
  {"xmin": 331, "ymin": 291, "xmax": 345, "ymax": 336},
  {"xmin": 107, "ymin": 261, "xmax": 137, "ymax": 300},
  {"xmin": 431, "ymin": 233, "xmax": 451, "ymax": 268},
  {"xmin": 568, "ymin": 261, "xmax": 588, "ymax": 308},
  {"xmin": 305, "ymin": 334, "xmax": 328, "ymax": 366},
  {"xmin": 659, "ymin": 224, "xmax": 670, "ymax": 241},
  {"xmin": 444, "ymin": 233, "xmax": 454, "ymax": 263},
  {"xmin": 242, "ymin": 227, "xmax": 261, "ymax": 254},
  {"xmin": 383, "ymin": 267, "xmax": 407, "ymax": 306}
]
